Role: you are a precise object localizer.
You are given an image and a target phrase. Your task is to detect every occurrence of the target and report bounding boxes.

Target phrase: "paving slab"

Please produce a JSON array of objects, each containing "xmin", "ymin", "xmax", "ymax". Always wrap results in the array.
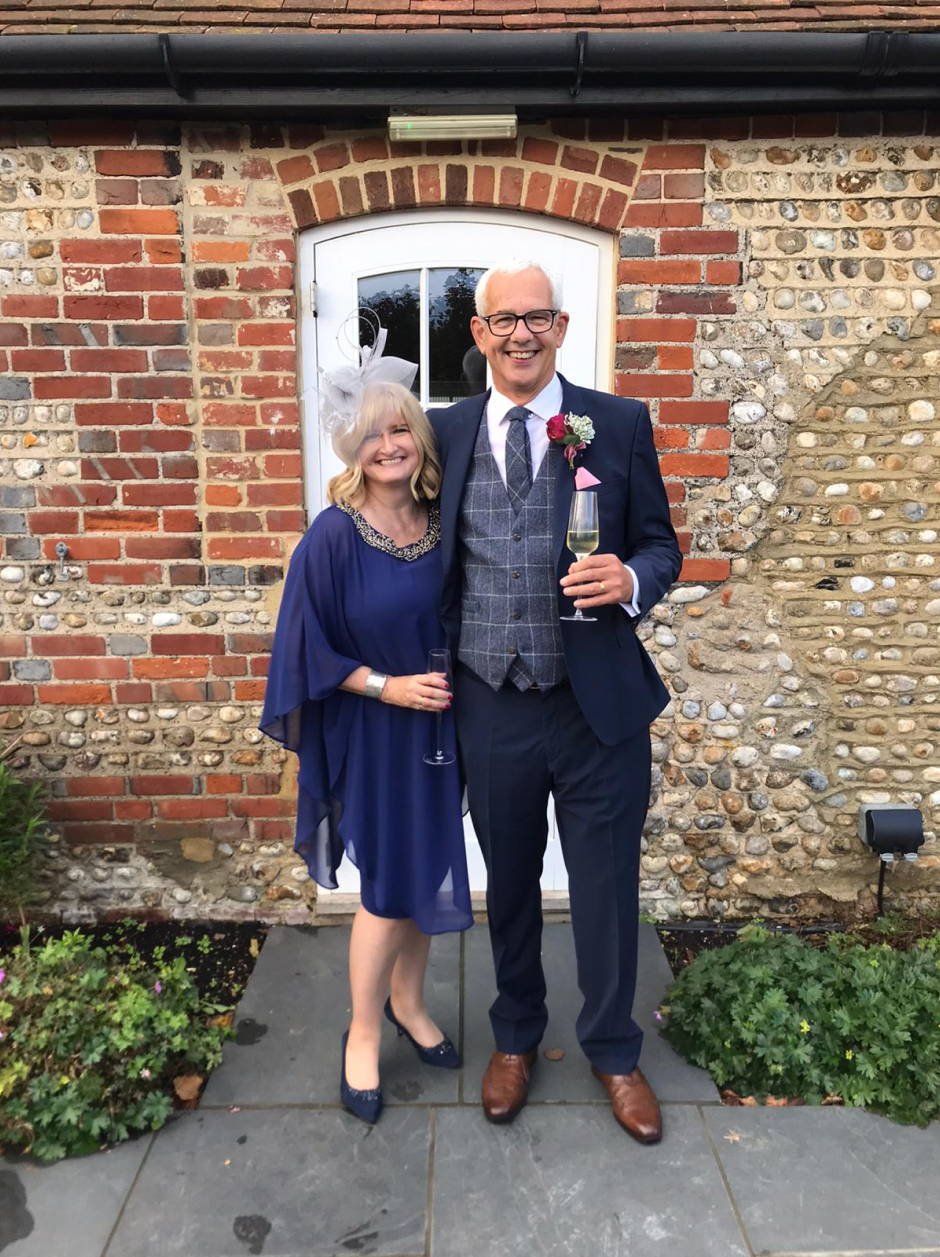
[
  {"xmin": 703, "ymin": 1105, "xmax": 940, "ymax": 1255},
  {"xmin": 107, "ymin": 1108, "xmax": 430, "ymax": 1257},
  {"xmin": 431, "ymin": 1104, "xmax": 747, "ymax": 1257},
  {"xmin": 202, "ymin": 925, "xmax": 462, "ymax": 1108},
  {"xmin": 0, "ymin": 1135, "xmax": 151, "ymax": 1257},
  {"xmin": 462, "ymin": 921, "xmax": 717, "ymax": 1104}
]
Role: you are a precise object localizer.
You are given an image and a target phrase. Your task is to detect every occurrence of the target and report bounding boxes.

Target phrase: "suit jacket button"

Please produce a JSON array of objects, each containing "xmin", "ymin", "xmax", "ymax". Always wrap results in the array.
[
  {"xmin": 511, "ymin": 610, "xmax": 521, "ymax": 620},
  {"xmin": 512, "ymin": 532, "xmax": 522, "ymax": 541}
]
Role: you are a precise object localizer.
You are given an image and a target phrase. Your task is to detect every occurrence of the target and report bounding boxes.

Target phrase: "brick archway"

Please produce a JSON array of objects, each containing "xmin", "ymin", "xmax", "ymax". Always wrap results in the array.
[{"xmin": 276, "ymin": 129, "xmax": 640, "ymax": 234}]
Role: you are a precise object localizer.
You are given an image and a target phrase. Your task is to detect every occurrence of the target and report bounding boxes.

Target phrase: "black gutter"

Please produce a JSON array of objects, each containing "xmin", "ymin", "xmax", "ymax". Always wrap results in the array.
[{"xmin": 0, "ymin": 31, "xmax": 937, "ymax": 119}]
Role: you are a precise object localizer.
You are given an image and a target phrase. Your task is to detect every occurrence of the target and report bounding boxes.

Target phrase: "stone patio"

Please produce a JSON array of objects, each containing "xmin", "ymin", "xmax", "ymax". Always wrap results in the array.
[{"xmin": 3, "ymin": 922, "xmax": 940, "ymax": 1257}]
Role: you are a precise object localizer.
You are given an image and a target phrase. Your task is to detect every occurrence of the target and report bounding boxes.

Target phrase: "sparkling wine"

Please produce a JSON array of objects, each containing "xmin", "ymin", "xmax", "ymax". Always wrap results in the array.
[
  {"xmin": 561, "ymin": 489, "xmax": 600, "ymax": 623},
  {"xmin": 566, "ymin": 528, "xmax": 599, "ymax": 560}
]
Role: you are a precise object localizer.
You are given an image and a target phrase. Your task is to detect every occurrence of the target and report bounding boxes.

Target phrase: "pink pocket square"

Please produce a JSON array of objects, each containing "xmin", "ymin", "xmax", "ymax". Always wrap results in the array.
[{"xmin": 574, "ymin": 467, "xmax": 601, "ymax": 490}]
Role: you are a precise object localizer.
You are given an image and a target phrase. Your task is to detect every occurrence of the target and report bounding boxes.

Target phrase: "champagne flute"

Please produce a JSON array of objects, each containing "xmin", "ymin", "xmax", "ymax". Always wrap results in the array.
[
  {"xmin": 422, "ymin": 647, "xmax": 456, "ymax": 765},
  {"xmin": 560, "ymin": 490, "xmax": 599, "ymax": 623}
]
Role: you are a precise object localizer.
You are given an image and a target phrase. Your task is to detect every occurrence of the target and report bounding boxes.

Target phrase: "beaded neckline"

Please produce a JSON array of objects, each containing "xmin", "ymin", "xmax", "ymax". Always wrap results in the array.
[{"xmin": 338, "ymin": 500, "xmax": 441, "ymax": 562}]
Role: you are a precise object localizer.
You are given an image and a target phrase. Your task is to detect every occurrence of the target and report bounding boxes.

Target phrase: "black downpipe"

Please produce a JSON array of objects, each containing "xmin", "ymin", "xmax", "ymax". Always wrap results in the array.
[{"xmin": 158, "ymin": 33, "xmax": 189, "ymax": 100}]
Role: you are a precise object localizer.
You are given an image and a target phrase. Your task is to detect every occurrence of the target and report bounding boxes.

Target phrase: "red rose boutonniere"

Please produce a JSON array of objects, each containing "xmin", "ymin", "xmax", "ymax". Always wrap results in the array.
[{"xmin": 547, "ymin": 412, "xmax": 595, "ymax": 470}]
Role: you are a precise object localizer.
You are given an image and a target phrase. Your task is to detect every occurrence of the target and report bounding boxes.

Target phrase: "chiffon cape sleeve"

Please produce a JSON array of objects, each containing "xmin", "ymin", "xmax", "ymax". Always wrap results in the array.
[{"xmin": 259, "ymin": 508, "xmax": 362, "ymax": 889}]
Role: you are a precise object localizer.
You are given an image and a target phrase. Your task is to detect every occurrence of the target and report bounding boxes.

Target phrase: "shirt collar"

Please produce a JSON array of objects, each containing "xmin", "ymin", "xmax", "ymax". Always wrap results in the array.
[{"xmin": 491, "ymin": 374, "xmax": 563, "ymax": 424}]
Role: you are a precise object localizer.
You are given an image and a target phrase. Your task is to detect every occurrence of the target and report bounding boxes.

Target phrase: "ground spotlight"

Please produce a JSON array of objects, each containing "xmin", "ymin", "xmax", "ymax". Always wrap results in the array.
[{"xmin": 858, "ymin": 805, "xmax": 924, "ymax": 915}]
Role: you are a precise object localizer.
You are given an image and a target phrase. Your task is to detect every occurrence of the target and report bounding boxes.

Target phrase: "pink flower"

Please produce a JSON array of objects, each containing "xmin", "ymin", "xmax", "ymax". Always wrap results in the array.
[
  {"xmin": 153, "ymin": 981, "xmax": 162, "ymax": 994},
  {"xmin": 0, "ymin": 969, "xmax": 5, "ymax": 984},
  {"xmin": 140, "ymin": 1068, "xmax": 152, "ymax": 1079},
  {"xmin": 546, "ymin": 413, "xmax": 567, "ymax": 442}
]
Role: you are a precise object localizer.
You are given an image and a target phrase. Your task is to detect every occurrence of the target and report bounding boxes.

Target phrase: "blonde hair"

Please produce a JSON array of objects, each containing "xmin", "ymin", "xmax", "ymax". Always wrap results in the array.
[{"xmin": 327, "ymin": 381, "xmax": 441, "ymax": 507}]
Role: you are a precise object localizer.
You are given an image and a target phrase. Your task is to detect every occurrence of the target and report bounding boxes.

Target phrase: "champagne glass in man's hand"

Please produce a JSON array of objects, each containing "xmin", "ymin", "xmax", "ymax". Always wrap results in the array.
[
  {"xmin": 561, "ymin": 491, "xmax": 599, "ymax": 623},
  {"xmin": 422, "ymin": 648, "xmax": 456, "ymax": 765}
]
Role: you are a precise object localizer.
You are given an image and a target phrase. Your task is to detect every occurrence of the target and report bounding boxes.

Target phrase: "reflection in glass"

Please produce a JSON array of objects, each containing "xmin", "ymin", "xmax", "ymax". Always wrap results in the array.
[
  {"xmin": 429, "ymin": 267, "xmax": 485, "ymax": 404},
  {"xmin": 357, "ymin": 271, "xmax": 421, "ymax": 395}
]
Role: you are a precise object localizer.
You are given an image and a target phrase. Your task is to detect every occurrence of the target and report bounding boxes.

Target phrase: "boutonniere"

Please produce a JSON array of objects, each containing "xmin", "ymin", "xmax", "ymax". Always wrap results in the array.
[{"xmin": 547, "ymin": 412, "xmax": 595, "ymax": 471}]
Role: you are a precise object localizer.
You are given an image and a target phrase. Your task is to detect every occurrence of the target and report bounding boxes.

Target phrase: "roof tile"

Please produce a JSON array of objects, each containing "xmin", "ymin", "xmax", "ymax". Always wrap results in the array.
[{"xmin": 4, "ymin": 0, "xmax": 940, "ymax": 31}]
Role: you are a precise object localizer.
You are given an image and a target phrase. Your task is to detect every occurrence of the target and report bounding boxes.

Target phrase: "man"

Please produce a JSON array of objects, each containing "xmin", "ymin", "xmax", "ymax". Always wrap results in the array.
[{"xmin": 429, "ymin": 262, "xmax": 682, "ymax": 1143}]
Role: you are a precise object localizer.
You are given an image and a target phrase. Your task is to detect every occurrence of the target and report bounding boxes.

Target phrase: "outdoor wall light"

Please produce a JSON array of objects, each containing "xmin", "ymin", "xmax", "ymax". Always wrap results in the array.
[{"xmin": 388, "ymin": 113, "xmax": 518, "ymax": 142}]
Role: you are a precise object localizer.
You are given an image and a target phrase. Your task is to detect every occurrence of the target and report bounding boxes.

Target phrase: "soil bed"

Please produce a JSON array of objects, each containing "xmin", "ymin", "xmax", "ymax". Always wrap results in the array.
[
  {"xmin": 0, "ymin": 918, "xmax": 269, "ymax": 1007},
  {"xmin": 656, "ymin": 910, "xmax": 940, "ymax": 977}
]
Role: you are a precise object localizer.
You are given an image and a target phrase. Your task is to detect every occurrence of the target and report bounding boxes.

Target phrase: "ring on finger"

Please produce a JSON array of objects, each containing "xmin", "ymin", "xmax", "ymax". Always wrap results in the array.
[{"xmin": 599, "ymin": 580, "xmax": 606, "ymax": 593}]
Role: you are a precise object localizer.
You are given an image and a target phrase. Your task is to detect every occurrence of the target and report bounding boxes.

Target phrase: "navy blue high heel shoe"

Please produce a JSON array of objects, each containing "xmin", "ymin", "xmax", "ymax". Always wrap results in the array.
[
  {"xmin": 340, "ymin": 1030, "xmax": 383, "ymax": 1124},
  {"xmin": 384, "ymin": 998, "xmax": 461, "ymax": 1069}
]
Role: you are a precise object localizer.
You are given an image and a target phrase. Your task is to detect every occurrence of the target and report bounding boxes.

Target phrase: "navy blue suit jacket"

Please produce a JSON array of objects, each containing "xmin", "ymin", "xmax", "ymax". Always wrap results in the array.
[{"xmin": 430, "ymin": 375, "xmax": 683, "ymax": 746}]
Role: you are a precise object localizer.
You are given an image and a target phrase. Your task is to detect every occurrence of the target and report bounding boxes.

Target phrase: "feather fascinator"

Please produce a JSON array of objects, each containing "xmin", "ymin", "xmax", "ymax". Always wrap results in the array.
[{"xmin": 317, "ymin": 310, "xmax": 419, "ymax": 440}]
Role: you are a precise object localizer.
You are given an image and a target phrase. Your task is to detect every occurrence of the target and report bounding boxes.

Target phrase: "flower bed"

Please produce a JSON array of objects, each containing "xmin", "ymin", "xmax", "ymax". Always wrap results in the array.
[
  {"xmin": 659, "ymin": 921, "xmax": 940, "ymax": 1127},
  {"xmin": 0, "ymin": 920, "xmax": 265, "ymax": 1163}
]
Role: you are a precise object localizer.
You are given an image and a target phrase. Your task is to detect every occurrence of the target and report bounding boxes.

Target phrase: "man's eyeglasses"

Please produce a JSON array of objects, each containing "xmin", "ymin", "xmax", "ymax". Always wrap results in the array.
[{"xmin": 479, "ymin": 309, "xmax": 559, "ymax": 337}]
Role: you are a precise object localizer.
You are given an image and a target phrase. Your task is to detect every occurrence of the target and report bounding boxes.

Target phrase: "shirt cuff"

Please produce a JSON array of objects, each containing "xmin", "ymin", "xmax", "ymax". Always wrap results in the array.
[{"xmin": 620, "ymin": 564, "xmax": 641, "ymax": 617}]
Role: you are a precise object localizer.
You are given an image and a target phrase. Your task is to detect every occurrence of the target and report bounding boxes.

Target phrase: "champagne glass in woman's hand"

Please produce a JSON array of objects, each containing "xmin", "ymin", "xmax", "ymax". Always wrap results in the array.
[
  {"xmin": 560, "ymin": 491, "xmax": 599, "ymax": 623},
  {"xmin": 422, "ymin": 648, "xmax": 456, "ymax": 765}
]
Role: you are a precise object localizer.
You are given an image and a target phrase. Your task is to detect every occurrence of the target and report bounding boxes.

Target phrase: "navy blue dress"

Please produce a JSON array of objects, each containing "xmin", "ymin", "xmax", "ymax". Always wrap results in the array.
[{"xmin": 260, "ymin": 502, "xmax": 472, "ymax": 936}]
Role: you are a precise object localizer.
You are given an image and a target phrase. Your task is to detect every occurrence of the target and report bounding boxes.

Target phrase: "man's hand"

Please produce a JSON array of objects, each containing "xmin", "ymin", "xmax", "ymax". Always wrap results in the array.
[{"xmin": 560, "ymin": 554, "xmax": 633, "ymax": 609}]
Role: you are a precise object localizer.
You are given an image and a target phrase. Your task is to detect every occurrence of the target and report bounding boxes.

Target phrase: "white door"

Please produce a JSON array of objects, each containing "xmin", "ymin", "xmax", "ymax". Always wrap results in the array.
[{"xmin": 298, "ymin": 210, "xmax": 614, "ymax": 901}]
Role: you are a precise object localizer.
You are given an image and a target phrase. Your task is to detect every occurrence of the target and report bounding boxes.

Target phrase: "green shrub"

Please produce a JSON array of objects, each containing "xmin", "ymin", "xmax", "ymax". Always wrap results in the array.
[
  {"xmin": 0, "ymin": 754, "xmax": 49, "ymax": 922},
  {"xmin": 660, "ymin": 923, "xmax": 940, "ymax": 1127},
  {"xmin": 0, "ymin": 929, "xmax": 231, "ymax": 1162}
]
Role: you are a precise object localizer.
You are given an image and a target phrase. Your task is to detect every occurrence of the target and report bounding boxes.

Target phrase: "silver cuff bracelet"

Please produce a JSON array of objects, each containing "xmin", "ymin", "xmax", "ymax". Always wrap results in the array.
[{"xmin": 363, "ymin": 670, "xmax": 389, "ymax": 701}]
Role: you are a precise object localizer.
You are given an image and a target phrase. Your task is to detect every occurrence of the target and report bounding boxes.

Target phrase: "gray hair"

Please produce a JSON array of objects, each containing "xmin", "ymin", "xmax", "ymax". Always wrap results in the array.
[{"xmin": 474, "ymin": 261, "xmax": 563, "ymax": 316}]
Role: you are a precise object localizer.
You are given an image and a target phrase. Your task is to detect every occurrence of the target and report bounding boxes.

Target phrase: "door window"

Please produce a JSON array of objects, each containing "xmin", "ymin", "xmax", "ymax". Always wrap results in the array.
[{"xmin": 357, "ymin": 266, "xmax": 485, "ymax": 405}]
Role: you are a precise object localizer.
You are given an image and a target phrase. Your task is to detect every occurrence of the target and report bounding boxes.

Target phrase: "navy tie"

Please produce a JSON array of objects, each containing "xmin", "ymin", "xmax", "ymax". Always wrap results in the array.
[
  {"xmin": 504, "ymin": 406, "xmax": 533, "ymax": 515},
  {"xmin": 503, "ymin": 405, "xmax": 537, "ymax": 691}
]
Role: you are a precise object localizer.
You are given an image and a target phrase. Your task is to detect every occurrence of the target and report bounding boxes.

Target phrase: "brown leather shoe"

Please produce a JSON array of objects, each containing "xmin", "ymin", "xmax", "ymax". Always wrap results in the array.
[
  {"xmin": 591, "ymin": 1067, "xmax": 662, "ymax": 1144},
  {"xmin": 482, "ymin": 1050, "xmax": 537, "ymax": 1124}
]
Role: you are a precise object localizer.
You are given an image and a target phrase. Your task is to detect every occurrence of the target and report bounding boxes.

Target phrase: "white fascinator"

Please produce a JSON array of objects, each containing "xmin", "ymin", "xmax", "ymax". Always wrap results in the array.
[{"xmin": 317, "ymin": 309, "xmax": 419, "ymax": 440}]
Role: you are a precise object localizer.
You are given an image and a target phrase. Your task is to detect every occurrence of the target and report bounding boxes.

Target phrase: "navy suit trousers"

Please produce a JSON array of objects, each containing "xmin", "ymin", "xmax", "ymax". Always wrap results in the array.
[{"xmin": 455, "ymin": 664, "xmax": 651, "ymax": 1075}]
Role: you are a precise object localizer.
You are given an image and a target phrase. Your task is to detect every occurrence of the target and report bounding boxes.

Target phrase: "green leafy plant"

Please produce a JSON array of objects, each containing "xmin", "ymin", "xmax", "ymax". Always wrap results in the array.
[
  {"xmin": 0, "ymin": 745, "xmax": 49, "ymax": 923},
  {"xmin": 660, "ymin": 923, "xmax": 940, "ymax": 1127},
  {"xmin": 0, "ymin": 929, "xmax": 231, "ymax": 1162}
]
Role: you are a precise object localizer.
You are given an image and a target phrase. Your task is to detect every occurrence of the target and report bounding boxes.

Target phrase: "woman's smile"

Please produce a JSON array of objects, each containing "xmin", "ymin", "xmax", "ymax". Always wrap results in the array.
[{"xmin": 361, "ymin": 421, "xmax": 419, "ymax": 483}]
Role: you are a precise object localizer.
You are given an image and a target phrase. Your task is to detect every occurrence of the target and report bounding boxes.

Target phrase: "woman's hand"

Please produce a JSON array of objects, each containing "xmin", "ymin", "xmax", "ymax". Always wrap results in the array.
[{"xmin": 382, "ymin": 673, "xmax": 451, "ymax": 712}]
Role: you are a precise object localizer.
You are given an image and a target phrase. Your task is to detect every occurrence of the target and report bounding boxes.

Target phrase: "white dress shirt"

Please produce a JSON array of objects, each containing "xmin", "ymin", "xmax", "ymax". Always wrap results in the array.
[
  {"xmin": 486, "ymin": 377, "xmax": 562, "ymax": 484},
  {"xmin": 485, "ymin": 375, "xmax": 641, "ymax": 616}
]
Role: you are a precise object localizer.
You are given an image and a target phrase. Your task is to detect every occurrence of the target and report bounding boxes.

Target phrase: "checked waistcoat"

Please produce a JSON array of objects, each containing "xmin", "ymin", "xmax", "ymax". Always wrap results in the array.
[{"xmin": 457, "ymin": 414, "xmax": 566, "ymax": 691}]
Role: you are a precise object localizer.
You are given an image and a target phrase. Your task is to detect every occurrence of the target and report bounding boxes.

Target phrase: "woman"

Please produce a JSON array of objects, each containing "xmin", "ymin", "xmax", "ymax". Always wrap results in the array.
[{"xmin": 260, "ymin": 377, "xmax": 472, "ymax": 1125}]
